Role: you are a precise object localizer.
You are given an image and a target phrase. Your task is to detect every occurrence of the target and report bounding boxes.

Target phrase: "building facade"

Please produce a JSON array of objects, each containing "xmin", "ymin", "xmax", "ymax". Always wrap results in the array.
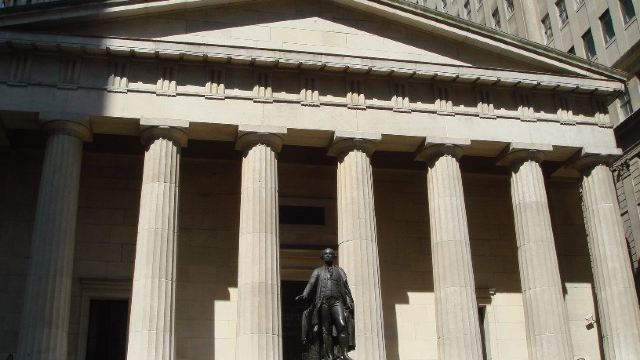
[
  {"xmin": 414, "ymin": 0, "xmax": 640, "ymax": 121},
  {"xmin": 416, "ymin": 0, "xmax": 640, "ymax": 298},
  {"xmin": 1, "ymin": 1, "xmax": 640, "ymax": 360}
]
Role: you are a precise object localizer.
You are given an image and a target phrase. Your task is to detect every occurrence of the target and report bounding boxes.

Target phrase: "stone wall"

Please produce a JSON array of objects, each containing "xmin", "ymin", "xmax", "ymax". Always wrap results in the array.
[
  {"xmin": 0, "ymin": 147, "xmax": 603, "ymax": 360},
  {"xmin": 0, "ymin": 148, "xmax": 41, "ymax": 360},
  {"xmin": 615, "ymin": 155, "xmax": 640, "ymax": 293}
]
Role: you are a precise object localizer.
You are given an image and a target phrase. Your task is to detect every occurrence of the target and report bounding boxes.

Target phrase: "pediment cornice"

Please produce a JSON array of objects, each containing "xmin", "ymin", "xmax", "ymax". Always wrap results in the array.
[
  {"xmin": 0, "ymin": 0, "xmax": 627, "ymax": 82},
  {"xmin": 0, "ymin": 30, "xmax": 624, "ymax": 95}
]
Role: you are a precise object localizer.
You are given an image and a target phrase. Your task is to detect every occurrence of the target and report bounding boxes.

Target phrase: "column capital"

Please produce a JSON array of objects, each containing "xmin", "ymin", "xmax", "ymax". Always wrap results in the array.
[
  {"xmin": 140, "ymin": 117, "xmax": 189, "ymax": 147},
  {"xmin": 497, "ymin": 143, "xmax": 552, "ymax": 169},
  {"xmin": 141, "ymin": 126, "xmax": 188, "ymax": 147},
  {"xmin": 415, "ymin": 137, "xmax": 470, "ymax": 164},
  {"xmin": 327, "ymin": 131, "xmax": 381, "ymax": 159},
  {"xmin": 569, "ymin": 148, "xmax": 622, "ymax": 173},
  {"xmin": 41, "ymin": 120, "xmax": 92, "ymax": 142},
  {"xmin": 235, "ymin": 125, "xmax": 287, "ymax": 153}
]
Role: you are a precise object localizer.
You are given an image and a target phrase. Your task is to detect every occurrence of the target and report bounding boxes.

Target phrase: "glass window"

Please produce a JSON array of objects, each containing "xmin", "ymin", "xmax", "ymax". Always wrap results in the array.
[
  {"xmin": 504, "ymin": 0, "xmax": 514, "ymax": 16},
  {"xmin": 280, "ymin": 205, "xmax": 326, "ymax": 225},
  {"xmin": 568, "ymin": 46, "xmax": 576, "ymax": 55},
  {"xmin": 576, "ymin": 0, "xmax": 585, "ymax": 7},
  {"xmin": 464, "ymin": 0, "xmax": 472, "ymax": 18},
  {"xmin": 476, "ymin": 0, "xmax": 483, "ymax": 9},
  {"xmin": 556, "ymin": 0, "xmax": 569, "ymax": 25},
  {"xmin": 620, "ymin": 90, "xmax": 633, "ymax": 118},
  {"xmin": 441, "ymin": 0, "xmax": 447, "ymax": 11},
  {"xmin": 542, "ymin": 15, "xmax": 553, "ymax": 43},
  {"xmin": 600, "ymin": 10, "xmax": 616, "ymax": 44},
  {"xmin": 620, "ymin": 0, "xmax": 636, "ymax": 23},
  {"xmin": 492, "ymin": 8, "xmax": 501, "ymax": 29},
  {"xmin": 583, "ymin": 29, "xmax": 597, "ymax": 60}
]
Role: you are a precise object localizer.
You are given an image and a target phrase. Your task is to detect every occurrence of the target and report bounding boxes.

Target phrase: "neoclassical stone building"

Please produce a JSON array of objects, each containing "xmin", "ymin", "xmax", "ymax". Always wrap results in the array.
[{"xmin": 1, "ymin": 0, "xmax": 640, "ymax": 360}]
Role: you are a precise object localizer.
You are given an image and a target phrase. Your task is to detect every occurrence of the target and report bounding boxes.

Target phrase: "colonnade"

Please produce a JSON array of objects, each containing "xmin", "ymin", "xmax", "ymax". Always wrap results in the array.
[{"xmin": 14, "ymin": 121, "xmax": 640, "ymax": 360}]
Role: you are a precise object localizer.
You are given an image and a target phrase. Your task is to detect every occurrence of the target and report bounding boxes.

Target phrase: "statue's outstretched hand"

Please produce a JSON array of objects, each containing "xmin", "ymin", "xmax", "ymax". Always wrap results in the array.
[
  {"xmin": 295, "ymin": 294, "xmax": 307, "ymax": 302},
  {"xmin": 346, "ymin": 301, "xmax": 354, "ymax": 312}
]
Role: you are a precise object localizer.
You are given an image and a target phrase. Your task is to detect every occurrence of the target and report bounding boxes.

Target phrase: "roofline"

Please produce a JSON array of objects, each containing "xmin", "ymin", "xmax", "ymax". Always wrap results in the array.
[
  {"xmin": 613, "ymin": 40, "xmax": 640, "ymax": 75},
  {"xmin": 0, "ymin": 29, "xmax": 624, "ymax": 97},
  {"xmin": 0, "ymin": 0, "xmax": 629, "ymax": 81},
  {"xmin": 0, "ymin": 0, "xmax": 255, "ymax": 26}
]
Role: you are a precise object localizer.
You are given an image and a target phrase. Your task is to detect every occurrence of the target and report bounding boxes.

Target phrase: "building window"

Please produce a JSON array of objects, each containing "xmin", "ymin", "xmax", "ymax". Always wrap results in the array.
[
  {"xmin": 542, "ymin": 15, "xmax": 553, "ymax": 43},
  {"xmin": 280, "ymin": 205, "xmax": 326, "ymax": 225},
  {"xmin": 475, "ymin": 0, "xmax": 482, "ymax": 9},
  {"xmin": 556, "ymin": 0, "xmax": 568, "ymax": 26},
  {"xmin": 620, "ymin": 90, "xmax": 633, "ymax": 118},
  {"xmin": 576, "ymin": 0, "xmax": 584, "ymax": 7},
  {"xmin": 600, "ymin": 10, "xmax": 616, "ymax": 44},
  {"xmin": 620, "ymin": 0, "xmax": 636, "ymax": 23},
  {"xmin": 464, "ymin": 0, "xmax": 472, "ymax": 19},
  {"xmin": 583, "ymin": 29, "xmax": 597, "ymax": 60},
  {"xmin": 441, "ymin": 0, "xmax": 447, "ymax": 11},
  {"xmin": 567, "ymin": 46, "xmax": 576, "ymax": 55},
  {"xmin": 504, "ymin": 0, "xmax": 514, "ymax": 16},
  {"xmin": 492, "ymin": 8, "xmax": 501, "ymax": 29}
]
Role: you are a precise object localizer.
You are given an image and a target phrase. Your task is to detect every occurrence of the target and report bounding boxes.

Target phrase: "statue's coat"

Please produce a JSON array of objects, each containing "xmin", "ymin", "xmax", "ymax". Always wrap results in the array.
[{"xmin": 300, "ymin": 265, "xmax": 356, "ymax": 352}]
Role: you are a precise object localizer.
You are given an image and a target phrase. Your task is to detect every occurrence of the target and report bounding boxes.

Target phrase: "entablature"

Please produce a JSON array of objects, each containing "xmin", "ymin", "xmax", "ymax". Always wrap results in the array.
[{"xmin": 0, "ymin": 30, "xmax": 624, "ymax": 96}]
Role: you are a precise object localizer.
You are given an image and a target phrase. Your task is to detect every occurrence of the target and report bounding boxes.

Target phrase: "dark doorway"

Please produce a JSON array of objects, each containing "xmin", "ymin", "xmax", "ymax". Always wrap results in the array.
[
  {"xmin": 85, "ymin": 299, "xmax": 129, "ymax": 360},
  {"xmin": 282, "ymin": 281, "xmax": 308, "ymax": 360}
]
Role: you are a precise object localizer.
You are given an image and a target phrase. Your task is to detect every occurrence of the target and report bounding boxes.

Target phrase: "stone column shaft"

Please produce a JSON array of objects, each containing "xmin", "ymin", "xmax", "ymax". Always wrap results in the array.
[
  {"xmin": 126, "ymin": 127, "xmax": 186, "ymax": 360},
  {"xmin": 17, "ymin": 120, "xmax": 90, "ymax": 360},
  {"xmin": 332, "ymin": 138, "xmax": 386, "ymax": 360},
  {"xmin": 421, "ymin": 144, "xmax": 483, "ymax": 360},
  {"xmin": 506, "ymin": 150, "xmax": 573, "ymax": 360},
  {"xmin": 578, "ymin": 158, "xmax": 640, "ymax": 359},
  {"xmin": 235, "ymin": 132, "xmax": 283, "ymax": 360}
]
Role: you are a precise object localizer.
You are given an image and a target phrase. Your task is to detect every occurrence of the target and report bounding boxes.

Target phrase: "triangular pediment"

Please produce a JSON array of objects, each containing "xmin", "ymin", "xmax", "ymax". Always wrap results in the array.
[{"xmin": 0, "ymin": 0, "xmax": 626, "ymax": 82}]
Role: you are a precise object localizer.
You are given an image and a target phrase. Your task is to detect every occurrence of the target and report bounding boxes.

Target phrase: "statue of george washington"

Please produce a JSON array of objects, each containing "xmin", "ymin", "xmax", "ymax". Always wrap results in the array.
[{"xmin": 295, "ymin": 248, "xmax": 355, "ymax": 360}]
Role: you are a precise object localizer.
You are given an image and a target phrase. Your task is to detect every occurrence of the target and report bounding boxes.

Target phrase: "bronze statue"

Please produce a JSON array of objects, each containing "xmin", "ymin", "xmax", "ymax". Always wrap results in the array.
[{"xmin": 296, "ymin": 248, "xmax": 355, "ymax": 360}]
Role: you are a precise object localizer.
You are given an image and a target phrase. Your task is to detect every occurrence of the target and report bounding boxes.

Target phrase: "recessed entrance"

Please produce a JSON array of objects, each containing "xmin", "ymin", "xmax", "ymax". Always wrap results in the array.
[
  {"xmin": 85, "ymin": 299, "xmax": 128, "ymax": 360},
  {"xmin": 282, "ymin": 281, "xmax": 308, "ymax": 360}
]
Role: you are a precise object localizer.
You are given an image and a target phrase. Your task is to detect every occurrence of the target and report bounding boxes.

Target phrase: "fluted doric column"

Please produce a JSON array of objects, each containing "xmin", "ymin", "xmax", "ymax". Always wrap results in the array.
[
  {"xmin": 416, "ymin": 141, "xmax": 483, "ymax": 360},
  {"xmin": 501, "ymin": 147, "xmax": 573, "ymax": 360},
  {"xmin": 235, "ymin": 129, "xmax": 285, "ymax": 360},
  {"xmin": 329, "ymin": 134, "xmax": 386, "ymax": 360},
  {"xmin": 126, "ymin": 126, "xmax": 187, "ymax": 360},
  {"xmin": 575, "ymin": 153, "xmax": 640, "ymax": 359},
  {"xmin": 17, "ymin": 120, "xmax": 91, "ymax": 360}
]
